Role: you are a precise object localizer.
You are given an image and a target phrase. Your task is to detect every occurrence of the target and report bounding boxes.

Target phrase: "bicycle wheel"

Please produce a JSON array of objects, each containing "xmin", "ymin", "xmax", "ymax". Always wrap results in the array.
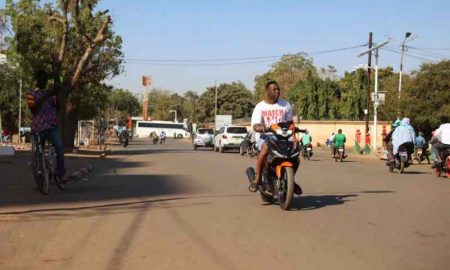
[
  {"xmin": 50, "ymin": 147, "xmax": 66, "ymax": 190},
  {"xmin": 32, "ymin": 147, "xmax": 49, "ymax": 195}
]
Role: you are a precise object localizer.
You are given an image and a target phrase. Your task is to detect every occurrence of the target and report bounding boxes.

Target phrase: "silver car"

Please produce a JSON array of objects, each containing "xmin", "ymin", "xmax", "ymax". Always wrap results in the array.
[{"xmin": 193, "ymin": 128, "xmax": 215, "ymax": 150}]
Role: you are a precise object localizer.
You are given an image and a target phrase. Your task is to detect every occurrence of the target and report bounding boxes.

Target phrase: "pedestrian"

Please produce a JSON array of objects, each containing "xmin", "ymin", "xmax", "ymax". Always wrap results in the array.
[
  {"xmin": 355, "ymin": 129, "xmax": 361, "ymax": 144},
  {"xmin": 381, "ymin": 125, "xmax": 387, "ymax": 146}
]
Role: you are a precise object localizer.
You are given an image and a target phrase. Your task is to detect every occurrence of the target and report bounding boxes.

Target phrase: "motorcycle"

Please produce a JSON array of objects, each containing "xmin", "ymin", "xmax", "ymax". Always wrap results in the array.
[
  {"xmin": 246, "ymin": 122, "xmax": 305, "ymax": 211},
  {"xmin": 334, "ymin": 146, "xmax": 346, "ymax": 162},
  {"xmin": 413, "ymin": 147, "xmax": 429, "ymax": 164},
  {"xmin": 120, "ymin": 130, "xmax": 129, "ymax": 147},
  {"xmin": 388, "ymin": 143, "xmax": 413, "ymax": 174},
  {"xmin": 301, "ymin": 143, "xmax": 313, "ymax": 160},
  {"xmin": 433, "ymin": 149, "xmax": 450, "ymax": 178}
]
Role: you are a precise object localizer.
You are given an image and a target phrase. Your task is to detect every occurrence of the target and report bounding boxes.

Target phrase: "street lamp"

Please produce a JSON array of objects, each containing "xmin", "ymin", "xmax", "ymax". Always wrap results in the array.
[{"xmin": 398, "ymin": 32, "xmax": 412, "ymax": 101}]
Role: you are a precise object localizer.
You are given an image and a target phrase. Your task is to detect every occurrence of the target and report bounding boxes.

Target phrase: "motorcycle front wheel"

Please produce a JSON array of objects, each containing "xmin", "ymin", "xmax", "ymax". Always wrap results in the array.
[{"xmin": 278, "ymin": 167, "xmax": 295, "ymax": 210}]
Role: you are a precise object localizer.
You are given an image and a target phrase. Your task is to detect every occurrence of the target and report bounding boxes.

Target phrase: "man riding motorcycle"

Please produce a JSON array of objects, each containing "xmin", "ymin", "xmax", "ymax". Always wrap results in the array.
[
  {"xmin": 391, "ymin": 118, "xmax": 415, "ymax": 165},
  {"xmin": 431, "ymin": 119, "xmax": 450, "ymax": 168},
  {"xmin": 414, "ymin": 132, "xmax": 430, "ymax": 164},
  {"xmin": 301, "ymin": 129, "xmax": 313, "ymax": 158},
  {"xmin": 384, "ymin": 119, "xmax": 401, "ymax": 165},
  {"xmin": 332, "ymin": 129, "xmax": 347, "ymax": 159},
  {"xmin": 247, "ymin": 80, "xmax": 302, "ymax": 196},
  {"xmin": 160, "ymin": 131, "xmax": 166, "ymax": 144}
]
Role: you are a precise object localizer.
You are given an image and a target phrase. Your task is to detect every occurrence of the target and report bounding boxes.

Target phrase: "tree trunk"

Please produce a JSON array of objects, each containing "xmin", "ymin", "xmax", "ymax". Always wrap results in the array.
[
  {"xmin": 62, "ymin": 102, "xmax": 78, "ymax": 148},
  {"xmin": 57, "ymin": 85, "xmax": 78, "ymax": 148}
]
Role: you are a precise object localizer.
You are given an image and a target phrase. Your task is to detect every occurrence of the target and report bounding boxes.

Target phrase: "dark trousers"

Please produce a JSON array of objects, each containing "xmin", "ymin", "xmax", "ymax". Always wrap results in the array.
[
  {"xmin": 36, "ymin": 126, "xmax": 65, "ymax": 178},
  {"xmin": 431, "ymin": 142, "xmax": 450, "ymax": 162}
]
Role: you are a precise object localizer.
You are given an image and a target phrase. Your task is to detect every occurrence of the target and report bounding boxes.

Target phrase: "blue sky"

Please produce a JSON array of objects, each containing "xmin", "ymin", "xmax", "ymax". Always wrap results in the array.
[{"xmin": 3, "ymin": 0, "xmax": 450, "ymax": 94}]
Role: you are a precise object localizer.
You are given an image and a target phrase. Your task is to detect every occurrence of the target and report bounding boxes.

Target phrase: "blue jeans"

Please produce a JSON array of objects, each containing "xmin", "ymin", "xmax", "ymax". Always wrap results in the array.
[{"xmin": 36, "ymin": 126, "xmax": 65, "ymax": 178}]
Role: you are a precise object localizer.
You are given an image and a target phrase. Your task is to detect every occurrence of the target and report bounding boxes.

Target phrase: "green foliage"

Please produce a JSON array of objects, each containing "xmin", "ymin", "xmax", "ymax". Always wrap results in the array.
[
  {"xmin": 197, "ymin": 81, "xmax": 254, "ymax": 122},
  {"xmin": 338, "ymin": 70, "xmax": 366, "ymax": 120},
  {"xmin": 403, "ymin": 60, "xmax": 450, "ymax": 133},
  {"xmin": 0, "ymin": 64, "xmax": 31, "ymax": 130},
  {"xmin": 254, "ymin": 53, "xmax": 315, "ymax": 101}
]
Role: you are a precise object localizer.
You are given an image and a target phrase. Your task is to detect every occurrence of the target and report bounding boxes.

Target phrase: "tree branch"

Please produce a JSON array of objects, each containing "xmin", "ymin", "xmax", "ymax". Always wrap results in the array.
[
  {"xmin": 70, "ymin": 0, "xmax": 93, "ymax": 43},
  {"xmin": 58, "ymin": 1, "xmax": 69, "ymax": 64},
  {"xmin": 71, "ymin": 15, "xmax": 111, "ymax": 88}
]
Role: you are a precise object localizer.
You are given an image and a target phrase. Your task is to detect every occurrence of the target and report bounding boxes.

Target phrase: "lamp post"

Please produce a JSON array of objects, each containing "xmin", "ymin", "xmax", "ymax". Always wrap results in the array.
[{"xmin": 398, "ymin": 32, "xmax": 412, "ymax": 101}]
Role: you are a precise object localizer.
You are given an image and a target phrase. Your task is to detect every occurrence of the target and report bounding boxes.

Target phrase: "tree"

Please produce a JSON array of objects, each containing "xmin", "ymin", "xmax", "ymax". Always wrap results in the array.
[
  {"xmin": 6, "ymin": 0, "xmax": 123, "ymax": 147},
  {"xmin": 402, "ymin": 60, "xmax": 450, "ymax": 134},
  {"xmin": 254, "ymin": 53, "xmax": 315, "ymax": 101},
  {"xmin": 0, "ymin": 63, "xmax": 32, "ymax": 131},
  {"xmin": 197, "ymin": 81, "xmax": 254, "ymax": 123},
  {"xmin": 338, "ymin": 70, "xmax": 366, "ymax": 120},
  {"xmin": 147, "ymin": 88, "xmax": 179, "ymax": 121},
  {"xmin": 107, "ymin": 88, "xmax": 140, "ymax": 121}
]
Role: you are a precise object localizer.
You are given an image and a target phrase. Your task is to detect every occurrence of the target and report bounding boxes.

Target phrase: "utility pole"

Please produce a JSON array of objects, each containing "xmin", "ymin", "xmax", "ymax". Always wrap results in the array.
[
  {"xmin": 358, "ymin": 40, "xmax": 389, "ymax": 151},
  {"xmin": 214, "ymin": 80, "xmax": 217, "ymax": 130},
  {"xmin": 18, "ymin": 78, "xmax": 22, "ymax": 143},
  {"xmin": 365, "ymin": 32, "xmax": 373, "ymax": 152}
]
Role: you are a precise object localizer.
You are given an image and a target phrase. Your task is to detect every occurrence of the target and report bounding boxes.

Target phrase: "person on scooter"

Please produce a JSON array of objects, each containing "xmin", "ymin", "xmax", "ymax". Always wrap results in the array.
[
  {"xmin": 392, "ymin": 117, "xmax": 415, "ymax": 163},
  {"xmin": 384, "ymin": 119, "xmax": 401, "ymax": 165},
  {"xmin": 160, "ymin": 131, "xmax": 166, "ymax": 144},
  {"xmin": 430, "ymin": 118, "xmax": 450, "ymax": 168},
  {"xmin": 332, "ymin": 129, "xmax": 347, "ymax": 158},
  {"xmin": 301, "ymin": 129, "xmax": 313, "ymax": 157},
  {"xmin": 248, "ymin": 80, "xmax": 302, "ymax": 196},
  {"xmin": 415, "ymin": 132, "xmax": 430, "ymax": 164}
]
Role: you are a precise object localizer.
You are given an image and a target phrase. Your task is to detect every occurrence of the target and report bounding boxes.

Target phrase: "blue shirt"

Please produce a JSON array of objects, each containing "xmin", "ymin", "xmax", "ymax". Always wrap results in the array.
[{"xmin": 415, "ymin": 136, "xmax": 426, "ymax": 148}]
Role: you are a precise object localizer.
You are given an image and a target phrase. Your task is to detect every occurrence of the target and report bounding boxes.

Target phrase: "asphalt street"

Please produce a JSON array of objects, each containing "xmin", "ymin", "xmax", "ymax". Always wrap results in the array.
[{"xmin": 0, "ymin": 138, "xmax": 449, "ymax": 270}]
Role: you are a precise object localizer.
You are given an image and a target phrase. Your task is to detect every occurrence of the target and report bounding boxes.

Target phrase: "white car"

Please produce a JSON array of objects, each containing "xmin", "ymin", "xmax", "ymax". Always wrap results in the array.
[
  {"xmin": 214, "ymin": 126, "xmax": 248, "ymax": 153},
  {"xmin": 193, "ymin": 128, "xmax": 215, "ymax": 150}
]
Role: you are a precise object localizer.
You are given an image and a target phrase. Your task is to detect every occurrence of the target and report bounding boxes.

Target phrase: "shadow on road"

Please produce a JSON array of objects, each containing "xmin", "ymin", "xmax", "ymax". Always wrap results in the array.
[
  {"xmin": 290, "ymin": 194, "xmax": 358, "ymax": 211},
  {"xmin": 0, "ymin": 151, "xmax": 203, "ymax": 210}
]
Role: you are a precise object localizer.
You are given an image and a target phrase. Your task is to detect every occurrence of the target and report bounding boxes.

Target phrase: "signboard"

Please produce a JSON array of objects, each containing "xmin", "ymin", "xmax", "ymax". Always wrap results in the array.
[
  {"xmin": 371, "ymin": 92, "xmax": 386, "ymax": 105},
  {"xmin": 215, "ymin": 115, "xmax": 232, "ymax": 130}
]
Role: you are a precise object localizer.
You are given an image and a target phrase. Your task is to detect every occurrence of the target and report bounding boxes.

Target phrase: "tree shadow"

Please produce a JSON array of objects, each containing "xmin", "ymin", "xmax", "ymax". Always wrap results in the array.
[{"xmin": 0, "ymin": 152, "xmax": 205, "ymax": 209}]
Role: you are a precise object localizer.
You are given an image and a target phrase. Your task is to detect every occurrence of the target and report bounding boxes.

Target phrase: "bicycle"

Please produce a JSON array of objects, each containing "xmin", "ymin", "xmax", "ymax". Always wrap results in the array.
[{"xmin": 22, "ymin": 132, "xmax": 67, "ymax": 194}]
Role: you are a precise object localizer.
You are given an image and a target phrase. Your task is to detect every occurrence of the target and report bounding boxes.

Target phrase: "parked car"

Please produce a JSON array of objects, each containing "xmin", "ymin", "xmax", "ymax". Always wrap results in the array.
[
  {"xmin": 239, "ymin": 131, "xmax": 257, "ymax": 157},
  {"xmin": 193, "ymin": 128, "xmax": 215, "ymax": 150},
  {"xmin": 214, "ymin": 126, "xmax": 248, "ymax": 153}
]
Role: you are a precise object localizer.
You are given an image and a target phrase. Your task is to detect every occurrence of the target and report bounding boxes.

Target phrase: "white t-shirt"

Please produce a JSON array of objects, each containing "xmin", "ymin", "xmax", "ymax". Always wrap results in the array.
[
  {"xmin": 251, "ymin": 98, "xmax": 293, "ymax": 140},
  {"xmin": 435, "ymin": 123, "xmax": 450, "ymax": 144}
]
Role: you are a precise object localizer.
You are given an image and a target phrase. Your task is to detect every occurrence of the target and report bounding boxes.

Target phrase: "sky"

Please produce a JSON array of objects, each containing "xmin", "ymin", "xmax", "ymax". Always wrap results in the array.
[{"xmin": 2, "ymin": 0, "xmax": 450, "ymax": 94}]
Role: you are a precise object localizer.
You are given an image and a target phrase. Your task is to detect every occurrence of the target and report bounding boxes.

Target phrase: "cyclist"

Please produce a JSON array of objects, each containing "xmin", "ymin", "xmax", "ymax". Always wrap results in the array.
[{"xmin": 25, "ymin": 70, "xmax": 66, "ymax": 181}]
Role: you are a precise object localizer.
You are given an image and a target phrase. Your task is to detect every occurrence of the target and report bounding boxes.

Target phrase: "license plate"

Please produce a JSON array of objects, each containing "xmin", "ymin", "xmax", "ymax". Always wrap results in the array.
[
  {"xmin": 338, "ymin": 148, "xmax": 344, "ymax": 152},
  {"xmin": 399, "ymin": 152, "xmax": 407, "ymax": 157},
  {"xmin": 306, "ymin": 148, "xmax": 312, "ymax": 151},
  {"xmin": 418, "ymin": 149, "xmax": 423, "ymax": 155}
]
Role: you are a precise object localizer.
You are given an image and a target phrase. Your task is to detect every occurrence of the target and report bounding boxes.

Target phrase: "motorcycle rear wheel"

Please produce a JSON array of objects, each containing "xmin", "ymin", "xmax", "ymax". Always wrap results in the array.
[{"xmin": 278, "ymin": 167, "xmax": 295, "ymax": 211}]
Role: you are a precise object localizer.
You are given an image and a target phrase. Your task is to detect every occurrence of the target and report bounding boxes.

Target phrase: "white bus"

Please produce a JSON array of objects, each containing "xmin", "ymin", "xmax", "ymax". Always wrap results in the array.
[{"xmin": 135, "ymin": 121, "xmax": 191, "ymax": 139}]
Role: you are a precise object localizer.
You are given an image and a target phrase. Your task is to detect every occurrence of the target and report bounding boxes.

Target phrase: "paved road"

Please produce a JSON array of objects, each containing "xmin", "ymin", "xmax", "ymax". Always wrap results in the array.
[{"xmin": 0, "ymin": 138, "xmax": 449, "ymax": 270}]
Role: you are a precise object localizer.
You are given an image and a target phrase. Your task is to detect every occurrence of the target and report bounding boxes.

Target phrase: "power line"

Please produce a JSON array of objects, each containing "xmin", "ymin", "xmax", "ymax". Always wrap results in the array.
[
  {"xmin": 406, "ymin": 47, "xmax": 450, "ymax": 59},
  {"xmin": 408, "ymin": 46, "xmax": 450, "ymax": 51},
  {"xmin": 381, "ymin": 47, "xmax": 438, "ymax": 63},
  {"xmin": 124, "ymin": 59, "xmax": 276, "ymax": 66},
  {"xmin": 123, "ymin": 43, "xmax": 367, "ymax": 64}
]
